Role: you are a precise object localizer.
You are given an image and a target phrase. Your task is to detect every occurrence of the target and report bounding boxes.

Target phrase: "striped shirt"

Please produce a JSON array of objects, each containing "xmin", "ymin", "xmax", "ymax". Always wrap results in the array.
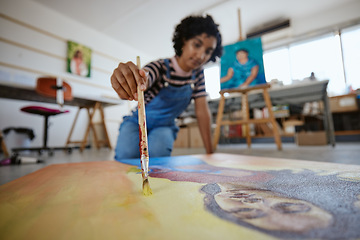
[{"xmin": 143, "ymin": 56, "xmax": 207, "ymax": 104}]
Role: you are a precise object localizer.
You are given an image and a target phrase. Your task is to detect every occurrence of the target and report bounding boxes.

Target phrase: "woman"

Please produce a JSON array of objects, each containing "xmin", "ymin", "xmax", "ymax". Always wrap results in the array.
[{"xmin": 111, "ymin": 15, "xmax": 222, "ymax": 160}]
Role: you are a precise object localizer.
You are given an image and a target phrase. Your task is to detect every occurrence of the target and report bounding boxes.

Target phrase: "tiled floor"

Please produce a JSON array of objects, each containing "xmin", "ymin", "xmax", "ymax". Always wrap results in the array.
[{"xmin": 1, "ymin": 142, "xmax": 359, "ymax": 185}]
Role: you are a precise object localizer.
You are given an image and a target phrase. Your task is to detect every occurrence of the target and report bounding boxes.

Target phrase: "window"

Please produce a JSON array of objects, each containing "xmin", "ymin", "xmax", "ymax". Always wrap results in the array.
[
  {"xmin": 263, "ymin": 47, "xmax": 292, "ymax": 85},
  {"xmin": 341, "ymin": 24, "xmax": 360, "ymax": 90},
  {"xmin": 289, "ymin": 34, "xmax": 346, "ymax": 96},
  {"xmin": 263, "ymin": 24, "xmax": 360, "ymax": 96},
  {"xmin": 204, "ymin": 65, "xmax": 221, "ymax": 99}
]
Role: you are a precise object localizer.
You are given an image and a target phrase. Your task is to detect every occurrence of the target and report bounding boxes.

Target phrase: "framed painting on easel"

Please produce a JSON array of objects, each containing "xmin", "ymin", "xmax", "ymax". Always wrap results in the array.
[
  {"xmin": 220, "ymin": 37, "xmax": 266, "ymax": 90},
  {"xmin": 220, "ymin": 9, "xmax": 266, "ymax": 90}
]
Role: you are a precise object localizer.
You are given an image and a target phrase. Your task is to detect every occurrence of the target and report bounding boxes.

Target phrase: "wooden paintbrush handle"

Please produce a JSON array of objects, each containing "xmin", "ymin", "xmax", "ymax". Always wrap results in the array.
[{"xmin": 137, "ymin": 56, "xmax": 149, "ymax": 165}]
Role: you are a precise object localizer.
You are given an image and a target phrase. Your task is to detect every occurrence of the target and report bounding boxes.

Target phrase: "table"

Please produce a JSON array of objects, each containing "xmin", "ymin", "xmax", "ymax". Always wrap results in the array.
[
  {"xmin": 183, "ymin": 80, "xmax": 335, "ymax": 146},
  {"xmin": 0, "ymin": 83, "xmax": 122, "ymax": 107},
  {"xmin": 1, "ymin": 153, "xmax": 359, "ymax": 240},
  {"xmin": 0, "ymin": 83, "xmax": 123, "ymax": 151}
]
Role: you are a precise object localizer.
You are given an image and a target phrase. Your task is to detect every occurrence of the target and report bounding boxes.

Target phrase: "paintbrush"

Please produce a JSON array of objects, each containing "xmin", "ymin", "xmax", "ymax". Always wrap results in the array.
[{"xmin": 136, "ymin": 56, "xmax": 152, "ymax": 196}]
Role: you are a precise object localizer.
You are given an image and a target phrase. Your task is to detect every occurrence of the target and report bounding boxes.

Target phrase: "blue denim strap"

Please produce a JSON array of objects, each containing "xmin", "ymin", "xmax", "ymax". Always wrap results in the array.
[{"xmin": 164, "ymin": 58, "xmax": 171, "ymax": 79}]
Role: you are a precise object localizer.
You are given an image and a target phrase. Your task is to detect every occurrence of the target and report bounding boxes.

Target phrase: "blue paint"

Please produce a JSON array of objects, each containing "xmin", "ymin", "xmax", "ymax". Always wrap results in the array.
[{"xmin": 118, "ymin": 155, "xmax": 215, "ymax": 173}]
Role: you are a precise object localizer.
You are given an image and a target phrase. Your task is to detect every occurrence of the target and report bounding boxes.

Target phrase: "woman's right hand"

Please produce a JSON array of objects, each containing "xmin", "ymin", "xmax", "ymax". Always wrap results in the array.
[{"xmin": 110, "ymin": 61, "xmax": 148, "ymax": 101}]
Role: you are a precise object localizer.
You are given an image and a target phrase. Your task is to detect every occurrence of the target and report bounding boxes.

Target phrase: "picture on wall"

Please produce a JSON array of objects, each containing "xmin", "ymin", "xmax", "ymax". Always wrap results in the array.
[
  {"xmin": 220, "ymin": 37, "xmax": 266, "ymax": 90},
  {"xmin": 67, "ymin": 41, "xmax": 92, "ymax": 78}
]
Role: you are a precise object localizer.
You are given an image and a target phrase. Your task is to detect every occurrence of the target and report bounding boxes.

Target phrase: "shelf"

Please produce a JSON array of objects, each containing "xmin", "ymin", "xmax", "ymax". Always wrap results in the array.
[{"xmin": 335, "ymin": 130, "xmax": 360, "ymax": 136}]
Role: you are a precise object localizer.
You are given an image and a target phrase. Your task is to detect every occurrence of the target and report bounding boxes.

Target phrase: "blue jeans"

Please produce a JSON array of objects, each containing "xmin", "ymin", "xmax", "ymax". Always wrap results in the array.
[{"xmin": 114, "ymin": 120, "xmax": 177, "ymax": 160}]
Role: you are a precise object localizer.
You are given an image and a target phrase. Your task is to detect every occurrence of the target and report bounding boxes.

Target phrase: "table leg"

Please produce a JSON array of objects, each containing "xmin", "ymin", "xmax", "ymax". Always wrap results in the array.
[
  {"xmin": 323, "ymin": 95, "xmax": 336, "ymax": 147},
  {"xmin": 66, "ymin": 107, "xmax": 82, "ymax": 146},
  {"xmin": 98, "ymin": 103, "xmax": 112, "ymax": 149}
]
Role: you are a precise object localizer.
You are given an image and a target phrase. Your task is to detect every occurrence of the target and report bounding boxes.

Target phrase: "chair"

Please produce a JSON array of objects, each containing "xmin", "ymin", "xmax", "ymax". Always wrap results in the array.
[
  {"xmin": 13, "ymin": 77, "xmax": 73, "ymax": 156},
  {"xmin": 213, "ymin": 84, "xmax": 282, "ymax": 151}
]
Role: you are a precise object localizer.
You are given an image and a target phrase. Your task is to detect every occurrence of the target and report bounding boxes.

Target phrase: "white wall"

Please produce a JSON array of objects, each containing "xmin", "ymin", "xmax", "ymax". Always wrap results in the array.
[{"xmin": 0, "ymin": 0, "xmax": 147, "ymax": 150}]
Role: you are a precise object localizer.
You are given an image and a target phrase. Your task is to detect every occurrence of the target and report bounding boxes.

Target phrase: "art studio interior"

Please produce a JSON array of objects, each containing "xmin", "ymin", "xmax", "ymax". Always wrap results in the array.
[{"xmin": 1, "ymin": 0, "xmax": 360, "ymax": 239}]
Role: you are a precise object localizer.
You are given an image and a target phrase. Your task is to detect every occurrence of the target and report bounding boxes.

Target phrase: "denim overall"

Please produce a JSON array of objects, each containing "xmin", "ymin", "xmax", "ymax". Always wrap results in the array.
[{"xmin": 114, "ymin": 59, "xmax": 195, "ymax": 160}]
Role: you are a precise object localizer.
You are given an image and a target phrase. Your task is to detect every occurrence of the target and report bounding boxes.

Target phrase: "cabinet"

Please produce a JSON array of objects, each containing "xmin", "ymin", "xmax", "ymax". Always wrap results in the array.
[{"xmin": 330, "ymin": 93, "xmax": 360, "ymax": 136}]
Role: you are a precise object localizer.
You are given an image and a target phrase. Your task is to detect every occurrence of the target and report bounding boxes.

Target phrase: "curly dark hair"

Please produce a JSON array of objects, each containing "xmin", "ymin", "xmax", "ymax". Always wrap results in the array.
[{"xmin": 172, "ymin": 15, "xmax": 223, "ymax": 62}]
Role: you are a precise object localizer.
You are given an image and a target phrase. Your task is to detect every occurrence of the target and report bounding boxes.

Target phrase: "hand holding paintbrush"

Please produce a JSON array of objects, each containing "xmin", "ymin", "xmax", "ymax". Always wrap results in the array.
[{"xmin": 136, "ymin": 56, "xmax": 152, "ymax": 196}]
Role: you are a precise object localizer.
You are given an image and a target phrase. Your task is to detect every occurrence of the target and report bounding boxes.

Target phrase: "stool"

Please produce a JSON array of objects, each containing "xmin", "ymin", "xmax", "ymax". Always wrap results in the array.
[
  {"xmin": 19, "ymin": 106, "xmax": 70, "ymax": 155},
  {"xmin": 14, "ymin": 77, "xmax": 73, "ymax": 156},
  {"xmin": 213, "ymin": 84, "xmax": 282, "ymax": 150}
]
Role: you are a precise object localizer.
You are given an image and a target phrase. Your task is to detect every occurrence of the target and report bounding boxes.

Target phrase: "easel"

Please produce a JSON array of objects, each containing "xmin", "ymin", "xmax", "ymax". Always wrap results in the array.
[
  {"xmin": 66, "ymin": 102, "xmax": 112, "ymax": 152},
  {"xmin": 238, "ymin": 8, "xmax": 280, "ymax": 140},
  {"xmin": 213, "ymin": 9, "xmax": 282, "ymax": 150},
  {"xmin": 213, "ymin": 84, "xmax": 282, "ymax": 150},
  {"xmin": 237, "ymin": 8, "xmax": 244, "ymax": 41}
]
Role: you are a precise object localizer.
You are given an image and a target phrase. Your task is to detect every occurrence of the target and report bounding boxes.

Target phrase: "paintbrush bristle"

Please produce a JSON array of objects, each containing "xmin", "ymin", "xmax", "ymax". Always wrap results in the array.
[{"xmin": 142, "ymin": 179, "xmax": 153, "ymax": 196}]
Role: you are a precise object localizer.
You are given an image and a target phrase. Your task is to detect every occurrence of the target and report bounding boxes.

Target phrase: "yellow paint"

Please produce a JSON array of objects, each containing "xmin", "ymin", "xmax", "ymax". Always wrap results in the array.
[
  {"xmin": 0, "ymin": 161, "xmax": 275, "ymax": 240},
  {"xmin": 142, "ymin": 179, "xmax": 153, "ymax": 196},
  {"xmin": 127, "ymin": 166, "xmax": 141, "ymax": 173},
  {"xmin": 126, "ymin": 172, "xmax": 275, "ymax": 240}
]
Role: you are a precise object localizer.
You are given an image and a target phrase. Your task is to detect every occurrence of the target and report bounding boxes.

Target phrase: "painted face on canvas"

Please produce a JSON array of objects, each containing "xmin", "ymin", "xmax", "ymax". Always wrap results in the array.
[
  {"xmin": 214, "ymin": 183, "xmax": 333, "ymax": 232},
  {"xmin": 178, "ymin": 33, "xmax": 216, "ymax": 71},
  {"xmin": 236, "ymin": 50, "xmax": 249, "ymax": 63}
]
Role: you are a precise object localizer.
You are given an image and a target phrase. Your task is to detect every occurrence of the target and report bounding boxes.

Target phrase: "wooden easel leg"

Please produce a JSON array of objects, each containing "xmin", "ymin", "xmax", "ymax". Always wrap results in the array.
[
  {"xmin": 99, "ymin": 103, "xmax": 112, "ymax": 149},
  {"xmin": 90, "ymin": 102, "xmax": 101, "ymax": 150},
  {"xmin": 80, "ymin": 107, "xmax": 92, "ymax": 152},
  {"xmin": 263, "ymin": 89, "xmax": 282, "ymax": 150},
  {"xmin": 242, "ymin": 93, "xmax": 251, "ymax": 148},
  {"xmin": 66, "ymin": 107, "xmax": 82, "ymax": 146},
  {"xmin": 79, "ymin": 102, "xmax": 112, "ymax": 152},
  {"xmin": 213, "ymin": 94, "xmax": 226, "ymax": 151}
]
